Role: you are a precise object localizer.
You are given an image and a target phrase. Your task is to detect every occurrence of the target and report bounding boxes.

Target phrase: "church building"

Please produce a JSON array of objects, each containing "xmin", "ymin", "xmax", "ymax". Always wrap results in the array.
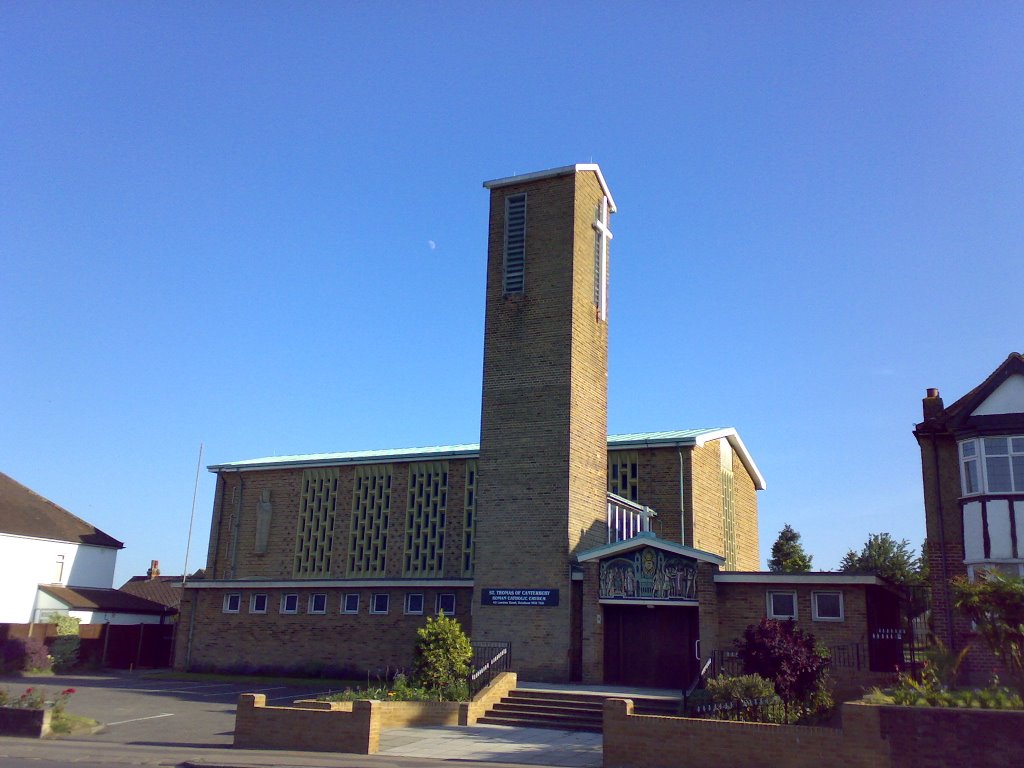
[{"xmin": 176, "ymin": 165, "xmax": 897, "ymax": 690}]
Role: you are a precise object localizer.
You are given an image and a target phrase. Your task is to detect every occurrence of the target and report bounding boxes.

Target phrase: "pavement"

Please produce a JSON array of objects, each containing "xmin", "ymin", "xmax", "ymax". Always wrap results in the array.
[{"xmin": 0, "ymin": 672, "xmax": 608, "ymax": 768}]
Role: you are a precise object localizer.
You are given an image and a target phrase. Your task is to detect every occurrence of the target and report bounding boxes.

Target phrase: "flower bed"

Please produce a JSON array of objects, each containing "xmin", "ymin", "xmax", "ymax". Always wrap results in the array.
[{"xmin": 0, "ymin": 686, "xmax": 76, "ymax": 737}]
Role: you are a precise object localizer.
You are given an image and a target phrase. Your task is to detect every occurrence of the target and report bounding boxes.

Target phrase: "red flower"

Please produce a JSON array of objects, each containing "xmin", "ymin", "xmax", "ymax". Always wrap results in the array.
[{"xmin": 62, "ymin": 688, "xmax": 76, "ymax": 695}]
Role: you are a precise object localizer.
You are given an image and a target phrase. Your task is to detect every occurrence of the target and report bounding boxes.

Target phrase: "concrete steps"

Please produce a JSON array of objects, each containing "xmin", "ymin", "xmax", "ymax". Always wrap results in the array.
[{"xmin": 477, "ymin": 688, "xmax": 681, "ymax": 733}]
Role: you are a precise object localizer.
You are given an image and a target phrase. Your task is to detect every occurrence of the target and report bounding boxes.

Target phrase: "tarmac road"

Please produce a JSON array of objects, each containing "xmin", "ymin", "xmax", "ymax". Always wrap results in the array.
[{"xmin": 0, "ymin": 671, "xmax": 349, "ymax": 748}]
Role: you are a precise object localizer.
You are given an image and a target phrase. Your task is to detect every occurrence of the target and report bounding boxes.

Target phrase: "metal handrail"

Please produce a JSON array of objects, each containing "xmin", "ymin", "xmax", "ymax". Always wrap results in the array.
[{"xmin": 468, "ymin": 641, "xmax": 512, "ymax": 697}]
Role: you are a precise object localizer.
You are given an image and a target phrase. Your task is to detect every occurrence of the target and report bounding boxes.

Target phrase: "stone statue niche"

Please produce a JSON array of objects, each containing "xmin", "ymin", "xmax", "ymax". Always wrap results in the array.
[{"xmin": 254, "ymin": 489, "xmax": 273, "ymax": 554}]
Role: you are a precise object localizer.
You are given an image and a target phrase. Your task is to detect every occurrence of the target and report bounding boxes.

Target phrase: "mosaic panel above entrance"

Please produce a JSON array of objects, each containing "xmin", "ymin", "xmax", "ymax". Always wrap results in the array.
[{"xmin": 599, "ymin": 546, "xmax": 698, "ymax": 601}]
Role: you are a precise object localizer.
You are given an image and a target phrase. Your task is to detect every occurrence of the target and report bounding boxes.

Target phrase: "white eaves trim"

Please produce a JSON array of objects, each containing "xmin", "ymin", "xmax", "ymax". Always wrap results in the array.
[
  {"xmin": 184, "ymin": 579, "xmax": 474, "ymax": 590},
  {"xmin": 714, "ymin": 573, "xmax": 885, "ymax": 585},
  {"xmin": 483, "ymin": 163, "xmax": 617, "ymax": 212},
  {"xmin": 608, "ymin": 428, "xmax": 766, "ymax": 491}
]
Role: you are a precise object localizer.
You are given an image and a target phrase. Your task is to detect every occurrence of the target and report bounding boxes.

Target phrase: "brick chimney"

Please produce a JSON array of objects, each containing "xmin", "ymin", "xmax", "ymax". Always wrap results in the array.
[
  {"xmin": 147, "ymin": 560, "xmax": 160, "ymax": 580},
  {"xmin": 922, "ymin": 388, "xmax": 944, "ymax": 420}
]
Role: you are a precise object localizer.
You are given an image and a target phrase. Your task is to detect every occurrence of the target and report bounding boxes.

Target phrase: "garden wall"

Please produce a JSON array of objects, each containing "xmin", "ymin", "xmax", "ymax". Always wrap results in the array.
[
  {"xmin": 234, "ymin": 672, "xmax": 518, "ymax": 753},
  {"xmin": 0, "ymin": 707, "xmax": 51, "ymax": 738},
  {"xmin": 603, "ymin": 699, "xmax": 1024, "ymax": 768}
]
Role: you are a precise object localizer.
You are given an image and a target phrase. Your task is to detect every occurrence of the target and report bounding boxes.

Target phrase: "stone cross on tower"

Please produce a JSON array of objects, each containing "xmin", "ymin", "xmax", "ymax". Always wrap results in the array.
[{"xmin": 593, "ymin": 195, "xmax": 613, "ymax": 321}]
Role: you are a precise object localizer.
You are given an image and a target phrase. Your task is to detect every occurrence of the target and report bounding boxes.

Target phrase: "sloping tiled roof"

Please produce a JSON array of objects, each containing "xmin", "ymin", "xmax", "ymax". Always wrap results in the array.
[
  {"xmin": 0, "ymin": 472, "xmax": 123, "ymax": 548},
  {"xmin": 119, "ymin": 576, "xmax": 183, "ymax": 610},
  {"xmin": 37, "ymin": 586, "xmax": 170, "ymax": 615},
  {"xmin": 917, "ymin": 352, "xmax": 1024, "ymax": 433}
]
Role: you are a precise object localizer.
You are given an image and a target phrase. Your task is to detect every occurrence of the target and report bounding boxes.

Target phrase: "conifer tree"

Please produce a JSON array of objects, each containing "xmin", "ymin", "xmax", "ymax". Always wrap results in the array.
[{"xmin": 768, "ymin": 524, "xmax": 813, "ymax": 572}]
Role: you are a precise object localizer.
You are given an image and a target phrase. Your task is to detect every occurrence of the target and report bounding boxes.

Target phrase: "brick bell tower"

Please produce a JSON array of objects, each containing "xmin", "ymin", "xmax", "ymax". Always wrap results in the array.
[{"xmin": 473, "ymin": 164, "xmax": 615, "ymax": 681}]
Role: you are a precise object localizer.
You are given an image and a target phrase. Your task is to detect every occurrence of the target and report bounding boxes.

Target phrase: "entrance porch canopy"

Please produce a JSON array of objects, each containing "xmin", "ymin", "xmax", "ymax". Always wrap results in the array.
[{"xmin": 576, "ymin": 532, "xmax": 723, "ymax": 606}]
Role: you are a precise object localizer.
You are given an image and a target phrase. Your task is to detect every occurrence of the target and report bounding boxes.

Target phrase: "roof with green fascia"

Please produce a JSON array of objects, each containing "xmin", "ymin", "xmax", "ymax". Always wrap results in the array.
[
  {"xmin": 207, "ymin": 427, "xmax": 765, "ymax": 489},
  {"xmin": 575, "ymin": 531, "xmax": 725, "ymax": 566}
]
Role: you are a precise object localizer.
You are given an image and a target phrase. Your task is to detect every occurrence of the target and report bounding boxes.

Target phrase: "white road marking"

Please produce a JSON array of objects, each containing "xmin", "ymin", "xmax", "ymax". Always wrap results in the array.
[{"xmin": 107, "ymin": 712, "xmax": 175, "ymax": 726}]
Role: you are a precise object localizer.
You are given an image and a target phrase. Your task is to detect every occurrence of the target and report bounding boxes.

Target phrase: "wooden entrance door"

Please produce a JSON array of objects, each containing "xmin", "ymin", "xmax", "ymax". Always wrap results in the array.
[{"xmin": 603, "ymin": 604, "xmax": 698, "ymax": 688}]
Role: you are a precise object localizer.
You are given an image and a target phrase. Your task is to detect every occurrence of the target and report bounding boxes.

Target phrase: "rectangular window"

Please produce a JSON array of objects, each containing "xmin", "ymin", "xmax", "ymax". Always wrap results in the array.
[
  {"xmin": 812, "ymin": 591, "xmax": 844, "ymax": 621},
  {"xmin": 767, "ymin": 590, "xmax": 797, "ymax": 620},
  {"xmin": 960, "ymin": 436, "xmax": 1024, "ymax": 495},
  {"xmin": 250, "ymin": 594, "xmax": 268, "ymax": 614},
  {"xmin": 436, "ymin": 593, "xmax": 456, "ymax": 616},
  {"xmin": 503, "ymin": 193, "xmax": 526, "ymax": 294},
  {"xmin": 405, "ymin": 593, "xmax": 424, "ymax": 615},
  {"xmin": 223, "ymin": 593, "xmax": 241, "ymax": 613},
  {"xmin": 309, "ymin": 593, "xmax": 327, "ymax": 614},
  {"xmin": 343, "ymin": 593, "xmax": 360, "ymax": 614},
  {"xmin": 371, "ymin": 593, "xmax": 390, "ymax": 614},
  {"xmin": 280, "ymin": 593, "xmax": 299, "ymax": 614}
]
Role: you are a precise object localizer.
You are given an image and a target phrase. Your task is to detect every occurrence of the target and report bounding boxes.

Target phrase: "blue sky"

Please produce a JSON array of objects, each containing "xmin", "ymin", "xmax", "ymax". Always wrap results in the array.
[{"xmin": 2, "ymin": 3, "xmax": 1022, "ymax": 585}]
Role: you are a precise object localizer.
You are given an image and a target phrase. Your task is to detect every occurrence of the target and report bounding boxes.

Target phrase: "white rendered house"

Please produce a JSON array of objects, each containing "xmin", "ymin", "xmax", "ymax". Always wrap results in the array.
[{"xmin": 0, "ymin": 472, "xmax": 123, "ymax": 623}]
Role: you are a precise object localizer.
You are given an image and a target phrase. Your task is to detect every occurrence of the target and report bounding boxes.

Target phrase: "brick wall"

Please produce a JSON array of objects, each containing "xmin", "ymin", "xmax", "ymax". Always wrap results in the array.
[
  {"xmin": 234, "ymin": 694, "xmax": 378, "ymax": 753},
  {"xmin": 710, "ymin": 581, "xmax": 889, "ymax": 694},
  {"xmin": 604, "ymin": 699, "xmax": 1023, "ymax": 768},
  {"xmin": 206, "ymin": 461, "xmax": 472, "ymax": 582},
  {"xmin": 689, "ymin": 442, "xmax": 725, "ymax": 559},
  {"xmin": 916, "ymin": 422, "xmax": 1002, "ymax": 683},
  {"xmin": 732, "ymin": 448, "xmax": 760, "ymax": 570},
  {"xmin": 474, "ymin": 168, "xmax": 609, "ymax": 681},
  {"xmin": 603, "ymin": 699, "xmax": 888, "ymax": 768},
  {"xmin": 176, "ymin": 586, "xmax": 472, "ymax": 674}
]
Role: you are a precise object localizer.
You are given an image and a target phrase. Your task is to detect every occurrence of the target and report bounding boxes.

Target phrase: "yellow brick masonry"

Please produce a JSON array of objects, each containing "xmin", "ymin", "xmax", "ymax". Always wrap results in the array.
[
  {"xmin": 233, "ymin": 672, "xmax": 519, "ymax": 753},
  {"xmin": 474, "ymin": 168, "xmax": 609, "ymax": 681},
  {"xmin": 604, "ymin": 699, "xmax": 1024, "ymax": 768},
  {"xmin": 603, "ymin": 699, "xmax": 889, "ymax": 768}
]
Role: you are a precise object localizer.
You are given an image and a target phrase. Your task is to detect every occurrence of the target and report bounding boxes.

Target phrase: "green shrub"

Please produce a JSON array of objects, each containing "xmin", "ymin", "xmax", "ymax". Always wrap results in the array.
[
  {"xmin": 412, "ymin": 616, "xmax": 472, "ymax": 701},
  {"xmin": 889, "ymin": 663, "xmax": 1023, "ymax": 709},
  {"xmin": 703, "ymin": 673, "xmax": 785, "ymax": 723},
  {"xmin": 45, "ymin": 613, "xmax": 81, "ymax": 673},
  {"xmin": 705, "ymin": 672, "xmax": 777, "ymax": 702}
]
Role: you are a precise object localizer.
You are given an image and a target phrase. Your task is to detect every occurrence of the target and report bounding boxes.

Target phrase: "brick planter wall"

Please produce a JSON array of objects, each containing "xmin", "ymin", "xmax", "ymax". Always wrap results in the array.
[
  {"xmin": 233, "ymin": 672, "xmax": 518, "ymax": 754},
  {"xmin": 0, "ymin": 707, "xmax": 51, "ymax": 738},
  {"xmin": 603, "ymin": 699, "xmax": 1024, "ymax": 768}
]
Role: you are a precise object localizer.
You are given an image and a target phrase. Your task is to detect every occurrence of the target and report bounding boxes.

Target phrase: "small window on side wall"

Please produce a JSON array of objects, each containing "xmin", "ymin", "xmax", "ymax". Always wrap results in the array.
[
  {"xmin": 280, "ymin": 593, "xmax": 299, "ymax": 614},
  {"xmin": 812, "ymin": 591, "xmax": 843, "ymax": 621},
  {"xmin": 250, "ymin": 594, "xmax": 268, "ymax": 614},
  {"xmin": 405, "ymin": 593, "xmax": 424, "ymax": 615},
  {"xmin": 343, "ymin": 593, "xmax": 359, "ymax": 614},
  {"xmin": 371, "ymin": 593, "xmax": 390, "ymax": 614},
  {"xmin": 767, "ymin": 590, "xmax": 797, "ymax": 620},
  {"xmin": 436, "ymin": 593, "xmax": 456, "ymax": 616},
  {"xmin": 223, "ymin": 593, "xmax": 241, "ymax": 613},
  {"xmin": 309, "ymin": 593, "xmax": 327, "ymax": 614}
]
